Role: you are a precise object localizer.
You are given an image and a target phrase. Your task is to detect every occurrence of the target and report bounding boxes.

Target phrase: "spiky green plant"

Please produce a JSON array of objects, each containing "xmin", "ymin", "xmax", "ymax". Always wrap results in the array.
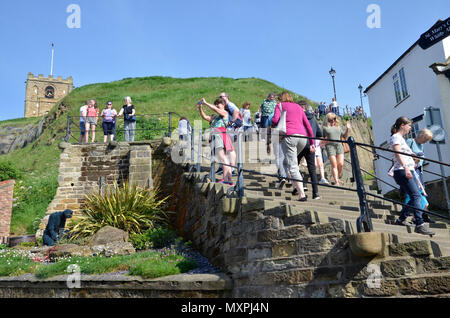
[{"xmin": 68, "ymin": 181, "xmax": 170, "ymax": 240}]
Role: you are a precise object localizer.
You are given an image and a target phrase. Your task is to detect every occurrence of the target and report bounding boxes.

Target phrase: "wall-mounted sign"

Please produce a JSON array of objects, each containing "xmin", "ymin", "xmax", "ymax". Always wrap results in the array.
[{"xmin": 418, "ymin": 17, "xmax": 450, "ymax": 50}]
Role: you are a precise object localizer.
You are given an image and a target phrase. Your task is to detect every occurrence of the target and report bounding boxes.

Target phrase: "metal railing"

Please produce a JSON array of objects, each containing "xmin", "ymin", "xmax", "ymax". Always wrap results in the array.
[
  {"xmin": 184, "ymin": 126, "xmax": 450, "ymax": 233},
  {"xmin": 64, "ymin": 112, "xmax": 180, "ymax": 143}
]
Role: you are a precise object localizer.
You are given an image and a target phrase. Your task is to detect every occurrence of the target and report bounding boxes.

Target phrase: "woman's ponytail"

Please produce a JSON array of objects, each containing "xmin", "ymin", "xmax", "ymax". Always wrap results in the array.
[{"xmin": 391, "ymin": 116, "xmax": 412, "ymax": 135}]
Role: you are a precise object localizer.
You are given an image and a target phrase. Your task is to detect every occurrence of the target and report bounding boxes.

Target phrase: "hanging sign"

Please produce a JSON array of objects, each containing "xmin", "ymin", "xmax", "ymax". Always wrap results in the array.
[{"xmin": 418, "ymin": 17, "xmax": 450, "ymax": 50}]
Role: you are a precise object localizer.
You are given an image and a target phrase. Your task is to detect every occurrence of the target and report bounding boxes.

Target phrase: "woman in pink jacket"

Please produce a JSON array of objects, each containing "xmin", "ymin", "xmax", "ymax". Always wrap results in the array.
[{"xmin": 272, "ymin": 92, "xmax": 314, "ymax": 201}]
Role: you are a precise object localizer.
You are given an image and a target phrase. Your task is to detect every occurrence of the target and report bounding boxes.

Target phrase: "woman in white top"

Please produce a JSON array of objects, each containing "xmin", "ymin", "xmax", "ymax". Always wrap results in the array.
[
  {"xmin": 240, "ymin": 101, "xmax": 252, "ymax": 141},
  {"xmin": 390, "ymin": 116, "xmax": 434, "ymax": 235}
]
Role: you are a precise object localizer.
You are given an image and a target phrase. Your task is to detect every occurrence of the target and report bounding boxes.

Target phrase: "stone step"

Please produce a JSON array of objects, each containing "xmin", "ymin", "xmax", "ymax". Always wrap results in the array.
[
  {"xmin": 247, "ymin": 198, "xmax": 450, "ymax": 256},
  {"xmin": 313, "ymin": 213, "xmax": 450, "ymax": 257}
]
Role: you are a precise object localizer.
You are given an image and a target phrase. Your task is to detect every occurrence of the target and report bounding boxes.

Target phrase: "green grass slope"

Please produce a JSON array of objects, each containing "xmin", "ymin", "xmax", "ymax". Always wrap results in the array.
[{"xmin": 1, "ymin": 76, "xmax": 316, "ymax": 235}]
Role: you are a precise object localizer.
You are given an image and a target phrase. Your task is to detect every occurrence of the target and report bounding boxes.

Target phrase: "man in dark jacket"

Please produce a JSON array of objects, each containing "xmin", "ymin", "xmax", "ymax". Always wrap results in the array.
[
  {"xmin": 43, "ymin": 209, "xmax": 73, "ymax": 246},
  {"xmin": 295, "ymin": 102, "xmax": 323, "ymax": 200}
]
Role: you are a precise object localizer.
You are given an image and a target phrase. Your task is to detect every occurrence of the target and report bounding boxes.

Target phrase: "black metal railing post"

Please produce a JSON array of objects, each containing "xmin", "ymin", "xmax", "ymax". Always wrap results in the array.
[
  {"xmin": 196, "ymin": 128, "xmax": 202, "ymax": 173},
  {"xmin": 347, "ymin": 136, "xmax": 373, "ymax": 232},
  {"xmin": 190, "ymin": 127, "xmax": 195, "ymax": 166},
  {"xmin": 64, "ymin": 115, "xmax": 71, "ymax": 142},
  {"xmin": 168, "ymin": 112, "xmax": 172, "ymax": 137},
  {"xmin": 210, "ymin": 129, "xmax": 216, "ymax": 183},
  {"xmin": 237, "ymin": 130, "xmax": 244, "ymax": 197}
]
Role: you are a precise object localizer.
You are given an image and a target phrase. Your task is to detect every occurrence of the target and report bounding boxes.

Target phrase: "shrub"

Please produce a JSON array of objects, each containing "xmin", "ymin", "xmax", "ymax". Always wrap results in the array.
[
  {"xmin": 130, "ymin": 227, "xmax": 177, "ymax": 250},
  {"xmin": 68, "ymin": 181, "xmax": 170, "ymax": 240},
  {"xmin": 11, "ymin": 175, "xmax": 58, "ymax": 234},
  {"xmin": 0, "ymin": 161, "xmax": 22, "ymax": 181}
]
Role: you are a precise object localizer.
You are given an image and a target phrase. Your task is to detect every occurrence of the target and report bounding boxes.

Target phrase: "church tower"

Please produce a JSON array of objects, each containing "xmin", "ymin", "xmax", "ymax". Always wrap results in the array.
[{"xmin": 24, "ymin": 73, "xmax": 74, "ymax": 118}]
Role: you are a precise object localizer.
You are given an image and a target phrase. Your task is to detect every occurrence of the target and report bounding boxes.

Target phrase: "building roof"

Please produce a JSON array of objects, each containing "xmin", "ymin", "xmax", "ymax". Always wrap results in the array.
[{"xmin": 364, "ymin": 19, "xmax": 447, "ymax": 94}]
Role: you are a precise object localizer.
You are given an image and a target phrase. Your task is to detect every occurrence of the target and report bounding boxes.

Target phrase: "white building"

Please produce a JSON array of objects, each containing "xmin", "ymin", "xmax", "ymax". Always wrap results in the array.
[{"xmin": 365, "ymin": 19, "xmax": 450, "ymax": 207}]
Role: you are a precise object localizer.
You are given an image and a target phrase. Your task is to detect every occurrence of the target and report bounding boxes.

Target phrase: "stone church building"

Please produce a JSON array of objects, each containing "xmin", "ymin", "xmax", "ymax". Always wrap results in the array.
[{"xmin": 24, "ymin": 72, "xmax": 73, "ymax": 117}]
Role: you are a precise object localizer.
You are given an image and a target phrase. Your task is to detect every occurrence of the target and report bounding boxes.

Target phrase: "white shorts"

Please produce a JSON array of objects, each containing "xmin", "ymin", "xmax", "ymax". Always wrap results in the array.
[{"xmin": 314, "ymin": 140, "xmax": 323, "ymax": 159}]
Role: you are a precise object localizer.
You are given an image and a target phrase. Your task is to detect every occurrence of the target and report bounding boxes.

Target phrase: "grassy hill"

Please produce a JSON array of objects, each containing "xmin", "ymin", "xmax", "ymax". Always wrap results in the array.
[{"xmin": 1, "ymin": 76, "xmax": 316, "ymax": 235}]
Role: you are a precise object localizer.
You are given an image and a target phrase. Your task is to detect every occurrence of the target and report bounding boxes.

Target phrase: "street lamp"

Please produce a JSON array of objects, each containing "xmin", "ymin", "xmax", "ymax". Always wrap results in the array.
[
  {"xmin": 329, "ymin": 67, "xmax": 337, "ymax": 101},
  {"xmin": 358, "ymin": 84, "xmax": 364, "ymax": 108}
]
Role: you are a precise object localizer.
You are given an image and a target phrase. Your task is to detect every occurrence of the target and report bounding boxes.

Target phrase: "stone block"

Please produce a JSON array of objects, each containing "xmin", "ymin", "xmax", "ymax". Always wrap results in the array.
[
  {"xmin": 389, "ymin": 240, "xmax": 433, "ymax": 257},
  {"xmin": 257, "ymin": 225, "xmax": 307, "ymax": 243},
  {"xmin": 241, "ymin": 197, "xmax": 266, "ymax": 213},
  {"xmin": 313, "ymin": 266, "xmax": 344, "ymax": 282},
  {"xmin": 417, "ymin": 256, "xmax": 450, "ymax": 274},
  {"xmin": 380, "ymin": 258, "xmax": 416, "ymax": 278},
  {"xmin": 247, "ymin": 245, "xmax": 272, "ymax": 261},
  {"xmin": 297, "ymin": 236, "xmax": 331, "ymax": 254},
  {"xmin": 284, "ymin": 211, "xmax": 320, "ymax": 226},
  {"xmin": 349, "ymin": 232, "xmax": 385, "ymax": 257},
  {"xmin": 272, "ymin": 241, "xmax": 297, "ymax": 257},
  {"xmin": 396, "ymin": 277, "xmax": 428, "ymax": 295},
  {"xmin": 328, "ymin": 282, "xmax": 359, "ymax": 298},
  {"xmin": 360, "ymin": 279, "xmax": 399, "ymax": 297},
  {"xmin": 262, "ymin": 253, "xmax": 328, "ymax": 272},
  {"xmin": 309, "ymin": 220, "xmax": 344, "ymax": 235},
  {"xmin": 248, "ymin": 269, "xmax": 313, "ymax": 286},
  {"xmin": 424, "ymin": 275, "xmax": 450, "ymax": 295}
]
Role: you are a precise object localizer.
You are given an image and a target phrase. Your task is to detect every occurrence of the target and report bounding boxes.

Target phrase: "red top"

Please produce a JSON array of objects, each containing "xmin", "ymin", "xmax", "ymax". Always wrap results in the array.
[{"xmin": 87, "ymin": 107, "xmax": 99, "ymax": 117}]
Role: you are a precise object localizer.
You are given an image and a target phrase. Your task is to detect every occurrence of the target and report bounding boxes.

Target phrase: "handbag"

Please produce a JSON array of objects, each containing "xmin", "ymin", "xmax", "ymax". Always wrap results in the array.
[
  {"xmin": 342, "ymin": 138, "xmax": 350, "ymax": 153},
  {"xmin": 272, "ymin": 103, "xmax": 286, "ymax": 135}
]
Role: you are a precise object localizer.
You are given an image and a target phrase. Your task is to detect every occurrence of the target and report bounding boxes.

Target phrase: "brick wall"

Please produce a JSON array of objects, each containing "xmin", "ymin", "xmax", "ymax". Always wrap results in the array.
[{"xmin": 0, "ymin": 180, "xmax": 15, "ymax": 243}]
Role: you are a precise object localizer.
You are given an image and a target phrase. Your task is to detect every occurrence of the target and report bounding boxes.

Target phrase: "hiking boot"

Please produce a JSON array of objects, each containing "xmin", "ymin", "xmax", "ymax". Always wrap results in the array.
[{"xmin": 414, "ymin": 224, "xmax": 435, "ymax": 236}]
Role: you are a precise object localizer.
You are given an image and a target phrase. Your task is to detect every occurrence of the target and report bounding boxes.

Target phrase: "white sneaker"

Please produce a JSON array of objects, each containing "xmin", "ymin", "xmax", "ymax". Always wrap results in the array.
[{"xmin": 320, "ymin": 178, "xmax": 329, "ymax": 184}]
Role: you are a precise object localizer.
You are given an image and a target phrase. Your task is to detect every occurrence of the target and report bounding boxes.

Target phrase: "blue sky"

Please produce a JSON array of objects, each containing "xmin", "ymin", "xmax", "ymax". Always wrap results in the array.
[{"xmin": 0, "ymin": 0, "xmax": 449, "ymax": 121}]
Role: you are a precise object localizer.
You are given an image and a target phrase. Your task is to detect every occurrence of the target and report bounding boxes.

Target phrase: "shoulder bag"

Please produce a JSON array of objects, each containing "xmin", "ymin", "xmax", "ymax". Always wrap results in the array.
[{"xmin": 272, "ymin": 103, "xmax": 286, "ymax": 135}]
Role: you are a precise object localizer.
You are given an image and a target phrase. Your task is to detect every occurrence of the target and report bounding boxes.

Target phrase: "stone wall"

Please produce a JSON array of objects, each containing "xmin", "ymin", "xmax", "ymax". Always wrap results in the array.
[
  {"xmin": 37, "ymin": 142, "xmax": 152, "ymax": 238},
  {"xmin": 425, "ymin": 177, "xmax": 450, "ymax": 211},
  {"xmin": 163, "ymin": 166, "xmax": 450, "ymax": 297},
  {"xmin": 0, "ymin": 273, "xmax": 232, "ymax": 298},
  {"xmin": 0, "ymin": 180, "xmax": 15, "ymax": 243}
]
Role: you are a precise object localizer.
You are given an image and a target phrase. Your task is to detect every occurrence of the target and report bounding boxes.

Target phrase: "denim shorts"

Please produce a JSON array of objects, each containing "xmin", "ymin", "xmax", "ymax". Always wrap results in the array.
[{"xmin": 80, "ymin": 121, "xmax": 86, "ymax": 135}]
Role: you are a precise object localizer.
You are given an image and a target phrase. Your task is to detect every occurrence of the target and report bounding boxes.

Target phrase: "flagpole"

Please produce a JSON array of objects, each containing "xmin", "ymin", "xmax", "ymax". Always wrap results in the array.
[{"xmin": 50, "ymin": 43, "xmax": 54, "ymax": 76}]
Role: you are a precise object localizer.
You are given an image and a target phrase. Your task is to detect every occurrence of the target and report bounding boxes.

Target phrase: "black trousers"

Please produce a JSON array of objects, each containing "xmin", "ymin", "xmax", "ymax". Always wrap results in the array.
[{"xmin": 297, "ymin": 144, "xmax": 319, "ymax": 197}]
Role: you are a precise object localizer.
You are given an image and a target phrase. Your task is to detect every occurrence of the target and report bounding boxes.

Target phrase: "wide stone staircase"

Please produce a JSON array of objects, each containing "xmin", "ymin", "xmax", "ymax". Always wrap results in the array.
[
  {"xmin": 177, "ymin": 136, "xmax": 450, "ymax": 297},
  {"xmin": 232, "ymin": 139, "xmax": 450, "ymax": 256},
  {"xmin": 240, "ymin": 165, "xmax": 450, "ymax": 257}
]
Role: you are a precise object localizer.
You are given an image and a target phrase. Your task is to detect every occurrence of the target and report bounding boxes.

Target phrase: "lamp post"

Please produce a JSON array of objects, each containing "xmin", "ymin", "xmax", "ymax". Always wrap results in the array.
[
  {"xmin": 358, "ymin": 84, "xmax": 363, "ymax": 109},
  {"xmin": 329, "ymin": 67, "xmax": 337, "ymax": 101}
]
